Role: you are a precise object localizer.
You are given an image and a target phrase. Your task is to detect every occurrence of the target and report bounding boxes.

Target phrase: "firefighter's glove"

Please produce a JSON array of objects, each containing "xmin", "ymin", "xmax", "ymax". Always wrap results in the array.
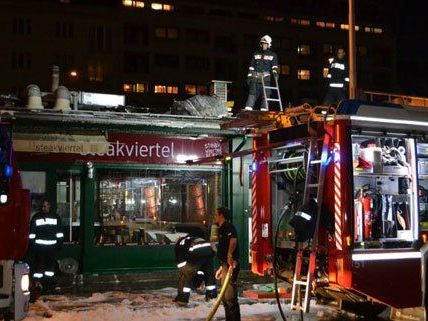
[
  {"xmin": 246, "ymin": 73, "xmax": 254, "ymax": 86},
  {"xmin": 272, "ymin": 71, "xmax": 279, "ymax": 81}
]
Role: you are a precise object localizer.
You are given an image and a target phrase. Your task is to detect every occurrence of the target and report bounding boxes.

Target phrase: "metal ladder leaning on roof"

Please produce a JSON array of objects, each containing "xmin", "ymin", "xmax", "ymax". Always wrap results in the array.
[
  {"xmin": 261, "ymin": 76, "xmax": 283, "ymax": 112},
  {"xmin": 290, "ymin": 121, "xmax": 332, "ymax": 313}
]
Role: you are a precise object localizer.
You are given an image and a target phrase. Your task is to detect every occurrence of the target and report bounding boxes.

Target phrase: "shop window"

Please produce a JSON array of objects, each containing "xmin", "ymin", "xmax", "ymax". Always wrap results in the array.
[
  {"xmin": 297, "ymin": 44, "xmax": 310, "ymax": 55},
  {"xmin": 352, "ymin": 136, "xmax": 417, "ymax": 249},
  {"xmin": 95, "ymin": 169, "xmax": 221, "ymax": 246},
  {"xmin": 154, "ymin": 85, "xmax": 178, "ymax": 94},
  {"xmin": 279, "ymin": 65, "xmax": 290, "ymax": 75},
  {"xmin": 154, "ymin": 26, "xmax": 178, "ymax": 39},
  {"xmin": 297, "ymin": 69, "xmax": 310, "ymax": 80},
  {"xmin": 56, "ymin": 171, "xmax": 81, "ymax": 244},
  {"xmin": 21, "ymin": 171, "xmax": 46, "ymax": 215},
  {"xmin": 122, "ymin": 0, "xmax": 145, "ymax": 8},
  {"xmin": 151, "ymin": 3, "xmax": 174, "ymax": 11}
]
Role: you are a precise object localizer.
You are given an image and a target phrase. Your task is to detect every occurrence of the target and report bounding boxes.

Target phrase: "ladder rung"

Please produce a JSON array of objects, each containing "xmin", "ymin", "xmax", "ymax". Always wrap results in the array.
[
  {"xmin": 294, "ymin": 280, "xmax": 308, "ymax": 286},
  {"xmin": 308, "ymin": 184, "xmax": 319, "ymax": 188},
  {"xmin": 266, "ymin": 98, "xmax": 281, "ymax": 102},
  {"xmin": 264, "ymin": 86, "xmax": 279, "ymax": 90},
  {"xmin": 310, "ymin": 159, "xmax": 321, "ymax": 164}
]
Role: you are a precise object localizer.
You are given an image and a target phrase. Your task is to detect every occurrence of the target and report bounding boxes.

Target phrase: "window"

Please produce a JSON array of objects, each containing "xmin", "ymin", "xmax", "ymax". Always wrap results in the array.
[
  {"xmin": 358, "ymin": 46, "xmax": 368, "ymax": 57},
  {"xmin": 264, "ymin": 16, "xmax": 284, "ymax": 23},
  {"xmin": 122, "ymin": 0, "xmax": 145, "ymax": 8},
  {"xmin": 185, "ymin": 56, "xmax": 210, "ymax": 71},
  {"xmin": 297, "ymin": 44, "xmax": 310, "ymax": 55},
  {"xmin": 374, "ymin": 28, "xmax": 383, "ymax": 34},
  {"xmin": 364, "ymin": 27, "xmax": 383, "ymax": 34},
  {"xmin": 89, "ymin": 25, "xmax": 112, "ymax": 52},
  {"xmin": 123, "ymin": 83, "xmax": 148, "ymax": 93},
  {"xmin": 185, "ymin": 84, "xmax": 208, "ymax": 96},
  {"xmin": 323, "ymin": 67, "xmax": 329, "ymax": 78},
  {"xmin": 56, "ymin": 171, "xmax": 81, "ymax": 244},
  {"xmin": 214, "ymin": 59, "xmax": 238, "ymax": 80},
  {"xmin": 154, "ymin": 54, "xmax": 179, "ymax": 69},
  {"xmin": 124, "ymin": 52, "xmax": 149, "ymax": 73},
  {"xmin": 12, "ymin": 52, "xmax": 31, "ymax": 70},
  {"xmin": 87, "ymin": 61, "xmax": 104, "ymax": 82},
  {"xmin": 21, "ymin": 171, "xmax": 46, "ymax": 215},
  {"xmin": 123, "ymin": 23, "xmax": 148, "ymax": 45},
  {"xmin": 154, "ymin": 85, "xmax": 178, "ymax": 94},
  {"xmin": 95, "ymin": 169, "xmax": 221, "ymax": 246},
  {"xmin": 214, "ymin": 35, "xmax": 236, "ymax": 53},
  {"xmin": 151, "ymin": 3, "xmax": 174, "ymax": 11},
  {"xmin": 341, "ymin": 24, "xmax": 359, "ymax": 31},
  {"xmin": 316, "ymin": 21, "xmax": 335, "ymax": 29},
  {"xmin": 12, "ymin": 18, "xmax": 31, "ymax": 35},
  {"xmin": 323, "ymin": 44, "xmax": 334, "ymax": 54},
  {"xmin": 55, "ymin": 21, "xmax": 74, "ymax": 39},
  {"xmin": 55, "ymin": 54, "xmax": 75, "ymax": 70},
  {"xmin": 297, "ymin": 69, "xmax": 310, "ymax": 80},
  {"xmin": 279, "ymin": 65, "xmax": 290, "ymax": 75},
  {"xmin": 154, "ymin": 27, "xmax": 178, "ymax": 39},
  {"xmin": 185, "ymin": 28, "xmax": 210, "ymax": 43},
  {"xmin": 290, "ymin": 18, "xmax": 310, "ymax": 26}
]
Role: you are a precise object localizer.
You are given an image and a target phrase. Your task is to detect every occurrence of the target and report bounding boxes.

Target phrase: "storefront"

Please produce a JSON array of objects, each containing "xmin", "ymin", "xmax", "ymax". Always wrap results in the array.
[{"xmin": 8, "ymin": 110, "xmax": 252, "ymax": 274}]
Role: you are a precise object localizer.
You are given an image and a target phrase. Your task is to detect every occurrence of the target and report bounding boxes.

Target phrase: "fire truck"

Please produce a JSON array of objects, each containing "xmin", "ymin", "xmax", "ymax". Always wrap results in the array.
[
  {"xmin": 0, "ymin": 123, "xmax": 31, "ymax": 321},
  {"xmin": 224, "ymin": 100, "xmax": 428, "ymax": 319}
]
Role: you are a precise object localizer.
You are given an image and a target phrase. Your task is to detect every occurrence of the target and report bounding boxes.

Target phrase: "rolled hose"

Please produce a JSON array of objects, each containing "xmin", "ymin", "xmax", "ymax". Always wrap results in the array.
[{"xmin": 205, "ymin": 266, "xmax": 234, "ymax": 321}]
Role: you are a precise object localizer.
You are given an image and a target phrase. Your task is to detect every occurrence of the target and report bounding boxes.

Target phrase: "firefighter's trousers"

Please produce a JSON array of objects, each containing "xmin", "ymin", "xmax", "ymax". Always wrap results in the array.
[
  {"xmin": 220, "ymin": 262, "xmax": 241, "ymax": 321},
  {"xmin": 245, "ymin": 75, "xmax": 271, "ymax": 110}
]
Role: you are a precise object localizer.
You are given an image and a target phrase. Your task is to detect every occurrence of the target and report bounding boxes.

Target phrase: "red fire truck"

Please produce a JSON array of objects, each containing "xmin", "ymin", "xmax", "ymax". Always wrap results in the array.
[
  {"xmin": 0, "ymin": 123, "xmax": 31, "ymax": 321},
  {"xmin": 226, "ymin": 100, "xmax": 428, "ymax": 319}
]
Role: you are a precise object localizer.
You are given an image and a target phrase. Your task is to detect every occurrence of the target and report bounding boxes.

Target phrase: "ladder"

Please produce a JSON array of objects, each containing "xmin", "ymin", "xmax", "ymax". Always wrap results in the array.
[
  {"xmin": 290, "ymin": 130, "xmax": 331, "ymax": 313},
  {"xmin": 261, "ymin": 75, "xmax": 283, "ymax": 112}
]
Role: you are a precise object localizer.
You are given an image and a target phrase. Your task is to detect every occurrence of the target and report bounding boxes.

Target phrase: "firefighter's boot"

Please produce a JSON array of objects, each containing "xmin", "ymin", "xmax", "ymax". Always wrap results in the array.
[
  {"xmin": 244, "ymin": 95, "xmax": 256, "ymax": 111},
  {"xmin": 174, "ymin": 292, "xmax": 190, "ymax": 306}
]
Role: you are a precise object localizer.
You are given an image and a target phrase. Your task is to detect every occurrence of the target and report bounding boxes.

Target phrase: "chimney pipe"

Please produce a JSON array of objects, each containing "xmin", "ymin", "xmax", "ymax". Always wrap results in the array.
[
  {"xmin": 26, "ymin": 84, "xmax": 43, "ymax": 109},
  {"xmin": 51, "ymin": 65, "xmax": 60, "ymax": 92},
  {"xmin": 54, "ymin": 86, "xmax": 71, "ymax": 111}
]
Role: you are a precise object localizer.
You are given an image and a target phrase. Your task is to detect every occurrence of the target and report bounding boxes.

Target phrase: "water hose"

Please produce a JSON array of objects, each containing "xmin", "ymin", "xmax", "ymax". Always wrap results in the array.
[{"xmin": 205, "ymin": 266, "xmax": 234, "ymax": 321}]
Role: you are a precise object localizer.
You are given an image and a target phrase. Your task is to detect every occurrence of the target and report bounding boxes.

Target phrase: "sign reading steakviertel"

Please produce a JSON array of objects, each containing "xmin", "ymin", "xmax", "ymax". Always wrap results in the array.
[{"xmin": 15, "ymin": 134, "xmax": 228, "ymax": 165}]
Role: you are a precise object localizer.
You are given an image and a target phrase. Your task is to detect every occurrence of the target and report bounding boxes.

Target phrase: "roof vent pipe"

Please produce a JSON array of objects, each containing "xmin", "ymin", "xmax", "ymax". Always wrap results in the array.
[
  {"xmin": 26, "ymin": 84, "xmax": 44, "ymax": 109},
  {"xmin": 54, "ymin": 86, "xmax": 71, "ymax": 111},
  {"xmin": 51, "ymin": 65, "xmax": 60, "ymax": 92}
]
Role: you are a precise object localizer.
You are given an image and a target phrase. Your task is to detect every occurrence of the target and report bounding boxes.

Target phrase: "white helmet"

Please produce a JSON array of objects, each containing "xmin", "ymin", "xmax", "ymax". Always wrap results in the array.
[{"xmin": 260, "ymin": 35, "xmax": 272, "ymax": 48}]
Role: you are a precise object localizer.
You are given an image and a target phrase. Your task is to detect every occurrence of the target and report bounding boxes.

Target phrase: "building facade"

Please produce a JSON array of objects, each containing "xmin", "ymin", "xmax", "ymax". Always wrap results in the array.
[{"xmin": 0, "ymin": 0, "xmax": 397, "ymax": 112}]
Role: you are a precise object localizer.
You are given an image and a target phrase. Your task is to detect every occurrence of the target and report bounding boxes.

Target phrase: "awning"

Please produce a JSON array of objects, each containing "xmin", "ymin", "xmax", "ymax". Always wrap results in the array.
[{"xmin": 13, "ymin": 133, "xmax": 109, "ymax": 155}]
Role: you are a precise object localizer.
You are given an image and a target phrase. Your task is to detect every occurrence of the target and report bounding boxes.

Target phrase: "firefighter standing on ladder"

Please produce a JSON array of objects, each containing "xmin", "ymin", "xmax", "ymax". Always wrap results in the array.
[
  {"xmin": 323, "ymin": 48, "xmax": 350, "ymax": 105},
  {"xmin": 244, "ymin": 35, "xmax": 279, "ymax": 111},
  {"xmin": 29, "ymin": 200, "xmax": 63, "ymax": 295}
]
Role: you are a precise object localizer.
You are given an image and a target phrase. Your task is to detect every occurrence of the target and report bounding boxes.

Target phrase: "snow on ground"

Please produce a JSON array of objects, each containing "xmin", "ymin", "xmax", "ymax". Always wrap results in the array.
[{"xmin": 26, "ymin": 287, "xmax": 338, "ymax": 321}]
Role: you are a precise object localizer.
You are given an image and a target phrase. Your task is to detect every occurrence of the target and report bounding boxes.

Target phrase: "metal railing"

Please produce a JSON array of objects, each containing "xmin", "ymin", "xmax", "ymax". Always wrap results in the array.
[{"xmin": 364, "ymin": 90, "xmax": 428, "ymax": 108}]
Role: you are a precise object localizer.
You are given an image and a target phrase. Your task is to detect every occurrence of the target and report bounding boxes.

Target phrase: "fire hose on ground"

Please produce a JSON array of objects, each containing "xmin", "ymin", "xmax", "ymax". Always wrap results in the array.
[{"xmin": 205, "ymin": 266, "xmax": 234, "ymax": 321}]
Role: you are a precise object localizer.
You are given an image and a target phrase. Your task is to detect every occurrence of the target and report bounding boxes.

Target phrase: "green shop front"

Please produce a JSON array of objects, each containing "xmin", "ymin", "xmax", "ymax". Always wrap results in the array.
[{"xmin": 10, "ymin": 111, "xmax": 252, "ymax": 274}]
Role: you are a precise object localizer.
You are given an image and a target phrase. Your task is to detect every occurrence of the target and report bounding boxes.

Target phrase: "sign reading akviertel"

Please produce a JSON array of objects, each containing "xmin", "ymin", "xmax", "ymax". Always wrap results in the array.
[{"xmin": 15, "ymin": 134, "xmax": 228, "ymax": 165}]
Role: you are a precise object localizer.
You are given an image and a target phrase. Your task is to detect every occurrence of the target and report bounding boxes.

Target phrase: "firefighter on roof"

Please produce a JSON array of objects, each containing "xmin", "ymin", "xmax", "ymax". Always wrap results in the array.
[
  {"xmin": 174, "ymin": 234, "xmax": 217, "ymax": 305},
  {"xmin": 244, "ymin": 35, "xmax": 279, "ymax": 111},
  {"xmin": 29, "ymin": 200, "xmax": 63, "ymax": 294},
  {"xmin": 323, "ymin": 48, "xmax": 349, "ymax": 105}
]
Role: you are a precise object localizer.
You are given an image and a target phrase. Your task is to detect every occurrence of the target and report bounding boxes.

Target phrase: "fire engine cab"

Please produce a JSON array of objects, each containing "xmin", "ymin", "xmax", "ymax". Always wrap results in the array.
[
  {"xmin": 0, "ymin": 123, "xmax": 31, "ymax": 321},
  {"xmin": 225, "ymin": 100, "xmax": 428, "ymax": 319}
]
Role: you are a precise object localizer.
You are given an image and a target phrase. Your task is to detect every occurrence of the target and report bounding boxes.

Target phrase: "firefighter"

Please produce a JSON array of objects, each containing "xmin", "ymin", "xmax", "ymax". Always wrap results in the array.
[
  {"xmin": 323, "ymin": 48, "xmax": 349, "ymax": 105},
  {"xmin": 215, "ymin": 207, "xmax": 241, "ymax": 321},
  {"xmin": 174, "ymin": 234, "xmax": 217, "ymax": 305},
  {"xmin": 29, "ymin": 200, "xmax": 63, "ymax": 294},
  {"xmin": 244, "ymin": 35, "xmax": 279, "ymax": 111}
]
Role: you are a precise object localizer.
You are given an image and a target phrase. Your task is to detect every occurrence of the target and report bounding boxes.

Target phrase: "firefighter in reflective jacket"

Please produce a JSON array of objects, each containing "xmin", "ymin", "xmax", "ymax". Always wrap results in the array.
[
  {"xmin": 29, "ymin": 200, "xmax": 63, "ymax": 291},
  {"xmin": 244, "ymin": 35, "xmax": 279, "ymax": 111},
  {"xmin": 323, "ymin": 48, "xmax": 349, "ymax": 105},
  {"xmin": 174, "ymin": 235, "xmax": 217, "ymax": 305}
]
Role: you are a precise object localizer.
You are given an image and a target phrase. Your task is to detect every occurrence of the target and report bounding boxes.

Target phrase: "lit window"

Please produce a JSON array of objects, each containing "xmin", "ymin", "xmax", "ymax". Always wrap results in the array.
[
  {"xmin": 316, "ymin": 21, "xmax": 325, "ymax": 28},
  {"xmin": 123, "ymin": 83, "xmax": 132, "ymax": 92},
  {"xmin": 374, "ymin": 28, "xmax": 383, "ymax": 34},
  {"xmin": 326, "ymin": 22, "xmax": 335, "ymax": 28},
  {"xmin": 151, "ymin": 3, "xmax": 174, "ymax": 11},
  {"xmin": 122, "ymin": 0, "xmax": 145, "ymax": 8},
  {"xmin": 291, "ymin": 18, "xmax": 310, "ymax": 26},
  {"xmin": 323, "ymin": 44, "xmax": 334, "ymax": 54},
  {"xmin": 279, "ymin": 65, "xmax": 290, "ymax": 75},
  {"xmin": 358, "ymin": 46, "xmax": 368, "ymax": 56},
  {"xmin": 123, "ymin": 83, "xmax": 148, "ymax": 93},
  {"xmin": 185, "ymin": 84, "xmax": 196, "ymax": 95},
  {"xmin": 154, "ymin": 85, "xmax": 178, "ymax": 94},
  {"xmin": 185, "ymin": 84, "xmax": 208, "ymax": 96},
  {"xmin": 341, "ymin": 24, "xmax": 359, "ymax": 31},
  {"xmin": 323, "ymin": 68, "xmax": 329, "ymax": 78},
  {"xmin": 297, "ymin": 69, "xmax": 310, "ymax": 80},
  {"xmin": 297, "ymin": 44, "xmax": 310, "ymax": 55},
  {"xmin": 264, "ymin": 16, "xmax": 284, "ymax": 22}
]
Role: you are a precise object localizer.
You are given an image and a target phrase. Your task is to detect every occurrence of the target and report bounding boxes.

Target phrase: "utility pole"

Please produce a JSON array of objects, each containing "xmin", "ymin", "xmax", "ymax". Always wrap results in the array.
[{"xmin": 348, "ymin": 0, "xmax": 357, "ymax": 99}]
